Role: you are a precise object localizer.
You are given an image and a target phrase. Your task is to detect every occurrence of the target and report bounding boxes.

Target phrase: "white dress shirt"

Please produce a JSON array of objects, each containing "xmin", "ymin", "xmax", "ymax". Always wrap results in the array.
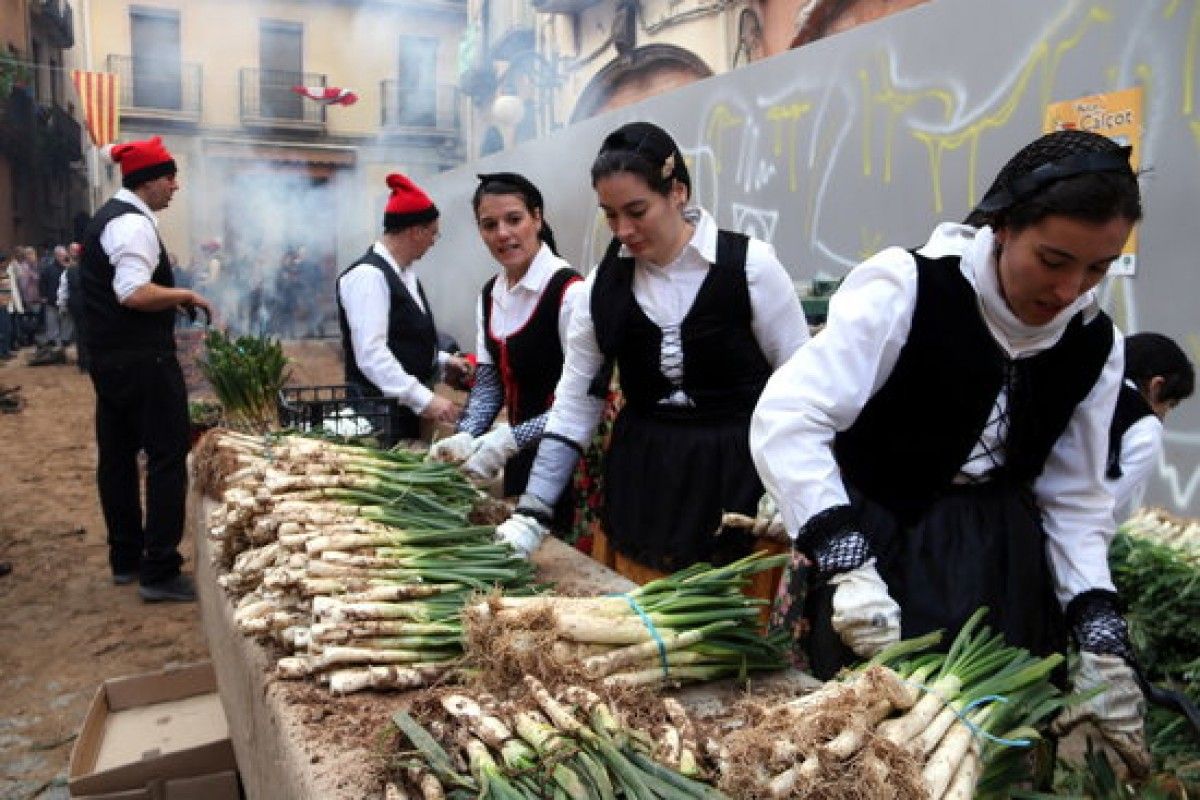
[
  {"xmin": 750, "ymin": 222, "xmax": 1123, "ymax": 607},
  {"xmin": 544, "ymin": 206, "xmax": 810, "ymax": 448},
  {"xmin": 99, "ymin": 188, "xmax": 163, "ymax": 303},
  {"xmin": 1108, "ymin": 381, "xmax": 1163, "ymax": 518},
  {"xmin": 474, "ymin": 242, "xmax": 584, "ymax": 365},
  {"xmin": 337, "ymin": 241, "xmax": 447, "ymax": 414}
]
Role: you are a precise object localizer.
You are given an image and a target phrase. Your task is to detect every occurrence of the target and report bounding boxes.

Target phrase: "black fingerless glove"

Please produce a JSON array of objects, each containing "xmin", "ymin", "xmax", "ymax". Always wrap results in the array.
[
  {"xmin": 796, "ymin": 505, "xmax": 871, "ymax": 580},
  {"xmin": 1065, "ymin": 589, "xmax": 1136, "ymax": 665}
]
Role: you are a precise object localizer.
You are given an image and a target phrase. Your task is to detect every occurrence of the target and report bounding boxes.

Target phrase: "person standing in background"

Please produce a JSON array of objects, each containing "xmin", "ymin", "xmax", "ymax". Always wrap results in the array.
[
  {"xmin": 16, "ymin": 247, "xmax": 41, "ymax": 347},
  {"xmin": 40, "ymin": 246, "xmax": 68, "ymax": 351},
  {"xmin": 6, "ymin": 249, "xmax": 29, "ymax": 348},
  {"xmin": 80, "ymin": 136, "xmax": 212, "ymax": 602},
  {"xmin": 62, "ymin": 243, "xmax": 88, "ymax": 370},
  {"xmin": 1106, "ymin": 332, "xmax": 1194, "ymax": 517},
  {"xmin": 336, "ymin": 172, "xmax": 469, "ymax": 443},
  {"xmin": 0, "ymin": 251, "xmax": 14, "ymax": 360}
]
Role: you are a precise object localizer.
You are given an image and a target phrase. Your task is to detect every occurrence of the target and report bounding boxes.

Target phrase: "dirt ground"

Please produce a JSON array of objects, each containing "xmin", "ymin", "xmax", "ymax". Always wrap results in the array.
[{"xmin": 0, "ymin": 339, "xmax": 345, "ymax": 800}]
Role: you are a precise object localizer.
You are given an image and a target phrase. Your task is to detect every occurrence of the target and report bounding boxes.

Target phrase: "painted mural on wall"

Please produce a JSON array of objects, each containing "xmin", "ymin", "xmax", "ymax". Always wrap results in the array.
[{"xmin": 417, "ymin": 0, "xmax": 1200, "ymax": 514}]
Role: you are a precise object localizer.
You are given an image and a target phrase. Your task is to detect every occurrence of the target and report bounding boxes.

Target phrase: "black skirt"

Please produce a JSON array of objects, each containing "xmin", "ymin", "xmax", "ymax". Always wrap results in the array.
[
  {"xmin": 602, "ymin": 406, "xmax": 762, "ymax": 572},
  {"xmin": 804, "ymin": 479, "xmax": 1068, "ymax": 680}
]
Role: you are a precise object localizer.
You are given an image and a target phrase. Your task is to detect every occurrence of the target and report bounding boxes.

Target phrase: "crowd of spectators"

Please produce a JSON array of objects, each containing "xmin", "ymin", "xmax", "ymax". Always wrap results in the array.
[
  {"xmin": 1, "ymin": 242, "xmax": 85, "ymax": 367},
  {"xmin": 175, "ymin": 240, "xmax": 336, "ymax": 338},
  {"xmin": 2, "ymin": 238, "xmax": 340, "ymax": 367}
]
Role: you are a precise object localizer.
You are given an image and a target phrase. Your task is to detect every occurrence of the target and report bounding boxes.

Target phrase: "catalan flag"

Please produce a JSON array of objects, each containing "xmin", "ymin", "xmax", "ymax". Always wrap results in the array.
[{"xmin": 70, "ymin": 70, "xmax": 120, "ymax": 147}]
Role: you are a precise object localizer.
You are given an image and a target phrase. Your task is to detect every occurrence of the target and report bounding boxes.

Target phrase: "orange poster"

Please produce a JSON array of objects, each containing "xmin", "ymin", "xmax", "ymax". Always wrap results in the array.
[{"xmin": 1043, "ymin": 86, "xmax": 1143, "ymax": 276}]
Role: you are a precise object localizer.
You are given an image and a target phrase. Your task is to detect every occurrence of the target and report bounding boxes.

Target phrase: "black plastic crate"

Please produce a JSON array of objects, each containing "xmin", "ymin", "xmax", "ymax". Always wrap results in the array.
[{"xmin": 278, "ymin": 384, "xmax": 403, "ymax": 446}]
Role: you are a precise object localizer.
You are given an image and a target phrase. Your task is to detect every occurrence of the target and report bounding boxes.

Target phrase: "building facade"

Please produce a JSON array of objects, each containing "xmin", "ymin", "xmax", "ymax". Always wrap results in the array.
[
  {"xmin": 460, "ymin": 0, "xmax": 930, "ymax": 155},
  {"xmin": 1, "ymin": 0, "xmax": 86, "ymax": 253},
  {"xmin": 78, "ymin": 0, "xmax": 468, "ymax": 331}
]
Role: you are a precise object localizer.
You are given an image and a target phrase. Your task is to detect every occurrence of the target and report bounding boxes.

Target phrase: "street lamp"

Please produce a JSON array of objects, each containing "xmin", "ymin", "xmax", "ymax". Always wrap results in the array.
[
  {"xmin": 490, "ymin": 92, "xmax": 525, "ymax": 127},
  {"xmin": 489, "ymin": 49, "xmax": 559, "ymax": 140}
]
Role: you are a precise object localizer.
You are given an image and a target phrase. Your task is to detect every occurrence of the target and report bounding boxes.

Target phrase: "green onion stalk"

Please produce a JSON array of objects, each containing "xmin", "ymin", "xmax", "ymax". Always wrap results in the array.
[
  {"xmin": 465, "ymin": 551, "xmax": 791, "ymax": 689},
  {"xmin": 197, "ymin": 329, "xmax": 291, "ymax": 432}
]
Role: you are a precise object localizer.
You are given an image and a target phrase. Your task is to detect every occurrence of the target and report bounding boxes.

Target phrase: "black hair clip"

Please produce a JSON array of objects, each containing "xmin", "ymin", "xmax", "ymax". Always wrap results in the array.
[{"xmin": 975, "ymin": 145, "xmax": 1134, "ymax": 213}]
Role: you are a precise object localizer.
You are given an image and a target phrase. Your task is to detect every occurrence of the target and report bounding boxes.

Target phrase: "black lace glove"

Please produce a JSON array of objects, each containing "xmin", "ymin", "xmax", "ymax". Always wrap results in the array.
[
  {"xmin": 1065, "ymin": 589, "xmax": 1136, "ymax": 664},
  {"xmin": 796, "ymin": 504, "xmax": 871, "ymax": 580}
]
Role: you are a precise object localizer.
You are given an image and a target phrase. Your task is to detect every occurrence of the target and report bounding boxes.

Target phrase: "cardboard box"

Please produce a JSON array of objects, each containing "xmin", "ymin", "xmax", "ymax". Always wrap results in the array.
[{"xmin": 68, "ymin": 662, "xmax": 239, "ymax": 799}]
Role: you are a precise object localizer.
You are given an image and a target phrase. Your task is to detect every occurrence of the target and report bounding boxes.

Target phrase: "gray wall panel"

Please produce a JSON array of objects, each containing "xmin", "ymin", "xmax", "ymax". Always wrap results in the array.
[{"xmin": 413, "ymin": 0, "xmax": 1199, "ymax": 513}]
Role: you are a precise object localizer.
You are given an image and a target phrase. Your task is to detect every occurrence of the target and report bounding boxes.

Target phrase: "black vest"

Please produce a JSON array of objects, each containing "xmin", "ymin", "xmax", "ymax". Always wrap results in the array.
[
  {"xmin": 834, "ymin": 252, "xmax": 1114, "ymax": 523},
  {"xmin": 79, "ymin": 198, "xmax": 175, "ymax": 355},
  {"xmin": 590, "ymin": 231, "xmax": 772, "ymax": 416},
  {"xmin": 1106, "ymin": 383, "xmax": 1155, "ymax": 479},
  {"xmin": 337, "ymin": 248, "xmax": 438, "ymax": 395},
  {"xmin": 482, "ymin": 267, "xmax": 580, "ymax": 424}
]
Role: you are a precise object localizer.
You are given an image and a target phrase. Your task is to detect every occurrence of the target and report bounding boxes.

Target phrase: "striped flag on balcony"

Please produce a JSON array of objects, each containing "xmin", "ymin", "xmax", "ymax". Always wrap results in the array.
[
  {"xmin": 70, "ymin": 70, "xmax": 120, "ymax": 147},
  {"xmin": 291, "ymin": 85, "xmax": 358, "ymax": 106}
]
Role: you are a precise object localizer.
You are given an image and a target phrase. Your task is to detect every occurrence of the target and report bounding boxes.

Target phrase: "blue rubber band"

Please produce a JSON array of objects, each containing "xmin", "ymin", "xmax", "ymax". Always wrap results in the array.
[
  {"xmin": 903, "ymin": 682, "xmax": 1033, "ymax": 749},
  {"xmin": 610, "ymin": 593, "xmax": 670, "ymax": 679}
]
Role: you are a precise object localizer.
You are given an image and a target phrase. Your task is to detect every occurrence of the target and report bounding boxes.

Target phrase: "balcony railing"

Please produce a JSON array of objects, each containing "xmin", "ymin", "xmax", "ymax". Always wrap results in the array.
[
  {"xmin": 240, "ymin": 68, "xmax": 326, "ymax": 130},
  {"xmin": 40, "ymin": 101, "xmax": 82, "ymax": 164},
  {"xmin": 380, "ymin": 81, "xmax": 460, "ymax": 132},
  {"xmin": 107, "ymin": 55, "xmax": 202, "ymax": 123},
  {"xmin": 0, "ymin": 87, "xmax": 37, "ymax": 161},
  {"xmin": 31, "ymin": 0, "xmax": 75, "ymax": 49}
]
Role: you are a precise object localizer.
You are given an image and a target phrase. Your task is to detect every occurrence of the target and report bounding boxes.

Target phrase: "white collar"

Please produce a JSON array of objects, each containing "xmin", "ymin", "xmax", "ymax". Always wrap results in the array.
[
  {"xmin": 921, "ymin": 222, "xmax": 1100, "ymax": 358},
  {"xmin": 115, "ymin": 187, "xmax": 158, "ymax": 225},
  {"xmin": 618, "ymin": 206, "xmax": 716, "ymax": 265},
  {"xmin": 495, "ymin": 242, "xmax": 568, "ymax": 295},
  {"xmin": 372, "ymin": 241, "xmax": 409, "ymax": 274}
]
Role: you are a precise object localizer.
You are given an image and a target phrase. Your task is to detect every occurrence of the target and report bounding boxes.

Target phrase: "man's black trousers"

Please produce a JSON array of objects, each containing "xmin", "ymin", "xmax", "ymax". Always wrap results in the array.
[{"xmin": 89, "ymin": 351, "xmax": 189, "ymax": 584}]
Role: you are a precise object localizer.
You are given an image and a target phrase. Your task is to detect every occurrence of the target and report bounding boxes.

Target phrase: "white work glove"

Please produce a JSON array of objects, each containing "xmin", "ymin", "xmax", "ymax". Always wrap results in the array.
[
  {"xmin": 751, "ymin": 492, "xmax": 786, "ymax": 539},
  {"xmin": 1053, "ymin": 590, "xmax": 1151, "ymax": 777},
  {"xmin": 428, "ymin": 431, "xmax": 477, "ymax": 464},
  {"xmin": 1052, "ymin": 653, "xmax": 1151, "ymax": 776},
  {"xmin": 718, "ymin": 492, "xmax": 787, "ymax": 540},
  {"xmin": 495, "ymin": 495, "xmax": 551, "ymax": 559},
  {"xmin": 828, "ymin": 558, "xmax": 901, "ymax": 658},
  {"xmin": 462, "ymin": 423, "xmax": 520, "ymax": 481}
]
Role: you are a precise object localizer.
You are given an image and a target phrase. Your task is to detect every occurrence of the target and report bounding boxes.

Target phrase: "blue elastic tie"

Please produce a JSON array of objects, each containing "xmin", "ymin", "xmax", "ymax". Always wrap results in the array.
[
  {"xmin": 904, "ymin": 682, "xmax": 1032, "ymax": 749},
  {"xmin": 611, "ymin": 593, "xmax": 670, "ymax": 679},
  {"xmin": 960, "ymin": 695, "xmax": 1033, "ymax": 748}
]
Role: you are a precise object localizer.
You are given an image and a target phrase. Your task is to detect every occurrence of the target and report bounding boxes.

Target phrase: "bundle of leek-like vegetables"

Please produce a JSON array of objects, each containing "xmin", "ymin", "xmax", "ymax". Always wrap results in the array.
[
  {"xmin": 462, "ymin": 552, "xmax": 791, "ymax": 691},
  {"xmin": 197, "ymin": 329, "xmax": 290, "ymax": 432},
  {"xmin": 1110, "ymin": 510, "xmax": 1200, "ymax": 789},
  {"xmin": 714, "ymin": 610, "xmax": 1069, "ymax": 800},
  {"xmin": 196, "ymin": 429, "xmax": 537, "ymax": 693},
  {"xmin": 1120, "ymin": 507, "xmax": 1200, "ymax": 551},
  {"xmin": 388, "ymin": 675, "xmax": 728, "ymax": 800}
]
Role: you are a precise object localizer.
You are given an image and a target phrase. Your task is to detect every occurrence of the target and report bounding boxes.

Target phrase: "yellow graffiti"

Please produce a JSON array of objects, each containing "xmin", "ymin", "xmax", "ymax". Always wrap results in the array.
[
  {"xmin": 767, "ymin": 102, "xmax": 814, "ymax": 192},
  {"xmin": 1184, "ymin": 0, "xmax": 1200, "ymax": 115},
  {"xmin": 1188, "ymin": 333, "xmax": 1200, "ymax": 366},
  {"xmin": 1136, "ymin": 63, "xmax": 1153, "ymax": 87},
  {"xmin": 1191, "ymin": 118, "xmax": 1200, "ymax": 148},
  {"xmin": 860, "ymin": 69, "xmax": 874, "ymax": 178},
  {"xmin": 1042, "ymin": 7, "xmax": 1113, "ymax": 106},
  {"xmin": 859, "ymin": 228, "xmax": 885, "ymax": 262},
  {"xmin": 704, "ymin": 105, "xmax": 743, "ymax": 176},
  {"xmin": 1108, "ymin": 278, "xmax": 1131, "ymax": 332},
  {"xmin": 862, "ymin": 53, "xmax": 954, "ymax": 185},
  {"xmin": 908, "ymin": 6, "xmax": 1112, "ymax": 213},
  {"xmin": 1166, "ymin": 0, "xmax": 1183, "ymax": 18}
]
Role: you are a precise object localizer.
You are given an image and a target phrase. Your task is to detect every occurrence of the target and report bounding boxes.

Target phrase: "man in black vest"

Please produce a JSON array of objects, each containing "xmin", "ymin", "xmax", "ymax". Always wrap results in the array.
[
  {"xmin": 81, "ymin": 136, "xmax": 212, "ymax": 602},
  {"xmin": 336, "ymin": 173, "xmax": 466, "ymax": 443}
]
